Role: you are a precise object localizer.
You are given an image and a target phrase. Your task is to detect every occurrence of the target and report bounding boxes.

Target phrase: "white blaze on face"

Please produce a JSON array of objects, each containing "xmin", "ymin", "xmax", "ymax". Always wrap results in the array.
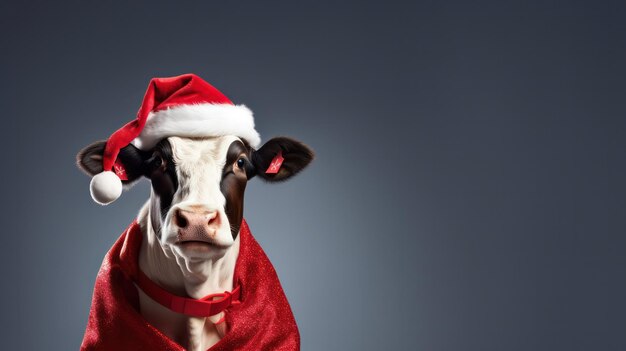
[{"xmin": 161, "ymin": 135, "xmax": 241, "ymax": 260}]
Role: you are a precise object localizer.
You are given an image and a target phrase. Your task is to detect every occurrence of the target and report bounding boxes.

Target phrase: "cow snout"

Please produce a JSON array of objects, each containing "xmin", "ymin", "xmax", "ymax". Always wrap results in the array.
[{"xmin": 174, "ymin": 207, "xmax": 222, "ymax": 241}]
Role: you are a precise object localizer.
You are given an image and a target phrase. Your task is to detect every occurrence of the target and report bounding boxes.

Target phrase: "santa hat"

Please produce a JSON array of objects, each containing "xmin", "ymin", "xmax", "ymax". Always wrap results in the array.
[{"xmin": 90, "ymin": 74, "xmax": 261, "ymax": 205}]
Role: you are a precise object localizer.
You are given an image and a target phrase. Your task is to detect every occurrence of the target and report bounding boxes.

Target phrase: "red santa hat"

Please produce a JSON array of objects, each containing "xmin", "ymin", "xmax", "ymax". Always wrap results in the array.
[{"xmin": 90, "ymin": 74, "xmax": 261, "ymax": 205}]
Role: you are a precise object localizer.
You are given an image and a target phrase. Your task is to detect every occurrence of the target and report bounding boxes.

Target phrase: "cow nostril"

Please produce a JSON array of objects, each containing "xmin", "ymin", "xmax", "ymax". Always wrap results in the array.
[
  {"xmin": 175, "ymin": 209, "xmax": 188, "ymax": 228},
  {"xmin": 207, "ymin": 212, "xmax": 218, "ymax": 226}
]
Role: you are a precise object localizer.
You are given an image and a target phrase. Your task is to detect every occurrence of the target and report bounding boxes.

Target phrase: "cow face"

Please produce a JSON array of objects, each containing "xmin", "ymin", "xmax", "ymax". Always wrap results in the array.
[{"xmin": 77, "ymin": 136, "xmax": 313, "ymax": 261}]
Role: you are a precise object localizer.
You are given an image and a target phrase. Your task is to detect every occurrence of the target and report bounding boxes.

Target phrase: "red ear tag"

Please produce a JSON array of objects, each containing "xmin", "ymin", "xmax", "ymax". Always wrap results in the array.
[
  {"xmin": 265, "ymin": 151, "xmax": 284, "ymax": 174},
  {"xmin": 113, "ymin": 159, "xmax": 128, "ymax": 180}
]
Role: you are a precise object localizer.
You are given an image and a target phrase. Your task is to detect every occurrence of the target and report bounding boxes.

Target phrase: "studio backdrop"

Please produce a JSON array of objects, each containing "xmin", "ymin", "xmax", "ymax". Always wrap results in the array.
[{"xmin": 3, "ymin": 1, "xmax": 626, "ymax": 350}]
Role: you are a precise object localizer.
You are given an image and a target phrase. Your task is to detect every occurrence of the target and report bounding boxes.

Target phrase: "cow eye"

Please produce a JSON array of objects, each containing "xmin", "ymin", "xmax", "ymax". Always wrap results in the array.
[
  {"xmin": 148, "ymin": 154, "xmax": 163, "ymax": 170},
  {"xmin": 236, "ymin": 158, "xmax": 246, "ymax": 169}
]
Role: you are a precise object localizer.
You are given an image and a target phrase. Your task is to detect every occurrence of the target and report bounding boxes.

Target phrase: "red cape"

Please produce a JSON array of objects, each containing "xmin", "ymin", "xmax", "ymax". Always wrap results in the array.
[{"xmin": 81, "ymin": 220, "xmax": 300, "ymax": 350}]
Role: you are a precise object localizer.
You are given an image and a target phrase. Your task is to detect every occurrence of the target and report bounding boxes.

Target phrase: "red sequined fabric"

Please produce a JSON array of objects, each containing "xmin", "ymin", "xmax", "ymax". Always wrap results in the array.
[{"xmin": 81, "ymin": 219, "xmax": 300, "ymax": 350}]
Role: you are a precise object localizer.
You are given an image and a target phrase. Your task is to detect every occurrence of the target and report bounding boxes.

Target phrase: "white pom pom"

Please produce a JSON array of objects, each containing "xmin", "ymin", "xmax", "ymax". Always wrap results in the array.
[{"xmin": 90, "ymin": 171, "xmax": 123, "ymax": 205}]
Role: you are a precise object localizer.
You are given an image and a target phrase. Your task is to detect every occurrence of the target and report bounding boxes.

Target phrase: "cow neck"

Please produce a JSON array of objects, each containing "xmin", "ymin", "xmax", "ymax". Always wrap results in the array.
[
  {"xmin": 135, "ymin": 266, "xmax": 241, "ymax": 318},
  {"xmin": 135, "ymin": 203, "xmax": 241, "ymax": 318}
]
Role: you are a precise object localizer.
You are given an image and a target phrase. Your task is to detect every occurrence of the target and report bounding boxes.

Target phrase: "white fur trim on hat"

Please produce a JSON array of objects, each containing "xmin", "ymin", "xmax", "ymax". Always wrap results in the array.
[
  {"xmin": 90, "ymin": 171, "xmax": 123, "ymax": 205},
  {"xmin": 131, "ymin": 103, "xmax": 261, "ymax": 150}
]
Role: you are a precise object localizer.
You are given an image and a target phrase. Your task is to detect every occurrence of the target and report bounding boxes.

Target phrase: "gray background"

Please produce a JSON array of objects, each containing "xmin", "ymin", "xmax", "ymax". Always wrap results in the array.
[{"xmin": 2, "ymin": 1, "xmax": 626, "ymax": 350}]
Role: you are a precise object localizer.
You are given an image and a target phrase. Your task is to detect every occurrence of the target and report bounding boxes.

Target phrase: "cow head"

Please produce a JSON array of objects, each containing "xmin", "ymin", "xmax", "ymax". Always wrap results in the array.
[{"xmin": 77, "ymin": 136, "xmax": 313, "ymax": 261}]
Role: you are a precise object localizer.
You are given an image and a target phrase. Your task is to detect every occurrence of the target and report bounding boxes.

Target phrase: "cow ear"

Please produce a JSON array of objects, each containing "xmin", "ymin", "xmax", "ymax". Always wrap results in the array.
[
  {"xmin": 76, "ymin": 140, "xmax": 149, "ymax": 184},
  {"xmin": 251, "ymin": 137, "xmax": 314, "ymax": 182}
]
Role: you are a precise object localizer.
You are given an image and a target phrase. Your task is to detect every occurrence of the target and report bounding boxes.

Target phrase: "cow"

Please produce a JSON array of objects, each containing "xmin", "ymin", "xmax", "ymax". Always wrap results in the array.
[{"xmin": 76, "ymin": 75, "xmax": 313, "ymax": 351}]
